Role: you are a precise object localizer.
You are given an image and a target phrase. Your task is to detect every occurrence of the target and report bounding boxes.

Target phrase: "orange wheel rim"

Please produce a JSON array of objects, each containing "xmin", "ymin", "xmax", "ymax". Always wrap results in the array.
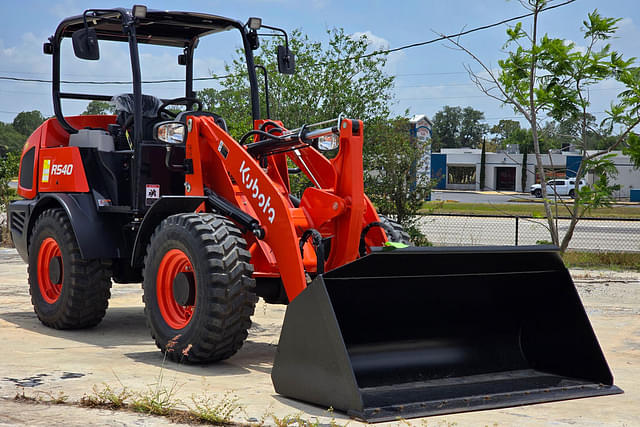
[
  {"xmin": 157, "ymin": 249, "xmax": 196, "ymax": 329},
  {"xmin": 37, "ymin": 237, "xmax": 63, "ymax": 304}
]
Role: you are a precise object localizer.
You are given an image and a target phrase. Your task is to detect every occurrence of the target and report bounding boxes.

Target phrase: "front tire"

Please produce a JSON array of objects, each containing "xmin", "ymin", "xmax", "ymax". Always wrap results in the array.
[
  {"xmin": 534, "ymin": 189, "xmax": 542, "ymax": 198},
  {"xmin": 143, "ymin": 213, "xmax": 257, "ymax": 363},
  {"xmin": 28, "ymin": 208, "xmax": 112, "ymax": 329},
  {"xmin": 569, "ymin": 189, "xmax": 576, "ymax": 199}
]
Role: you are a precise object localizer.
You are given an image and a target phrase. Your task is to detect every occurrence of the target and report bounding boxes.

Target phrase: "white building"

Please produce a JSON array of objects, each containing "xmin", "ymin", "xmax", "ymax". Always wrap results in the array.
[{"xmin": 431, "ymin": 148, "xmax": 640, "ymax": 199}]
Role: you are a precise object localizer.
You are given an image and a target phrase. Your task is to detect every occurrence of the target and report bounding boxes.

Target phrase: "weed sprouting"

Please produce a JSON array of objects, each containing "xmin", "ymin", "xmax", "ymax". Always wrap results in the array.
[
  {"xmin": 130, "ymin": 379, "xmax": 181, "ymax": 416},
  {"xmin": 14, "ymin": 388, "xmax": 37, "ymax": 403},
  {"xmin": 129, "ymin": 334, "xmax": 184, "ymax": 415},
  {"xmin": 80, "ymin": 383, "xmax": 132, "ymax": 409},
  {"xmin": 37, "ymin": 390, "xmax": 69, "ymax": 404},
  {"xmin": 269, "ymin": 412, "xmax": 321, "ymax": 427},
  {"xmin": 189, "ymin": 391, "xmax": 242, "ymax": 424},
  {"xmin": 15, "ymin": 389, "xmax": 68, "ymax": 404}
]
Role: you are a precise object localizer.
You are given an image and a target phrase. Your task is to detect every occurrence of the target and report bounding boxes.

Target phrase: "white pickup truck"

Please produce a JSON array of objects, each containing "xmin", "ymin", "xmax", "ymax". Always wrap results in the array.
[{"xmin": 530, "ymin": 178, "xmax": 586, "ymax": 198}]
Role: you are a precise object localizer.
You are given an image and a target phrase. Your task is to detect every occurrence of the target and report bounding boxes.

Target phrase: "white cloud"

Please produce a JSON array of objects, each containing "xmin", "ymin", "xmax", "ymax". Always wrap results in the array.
[
  {"xmin": 351, "ymin": 31, "xmax": 390, "ymax": 50},
  {"xmin": 564, "ymin": 39, "xmax": 586, "ymax": 54},
  {"xmin": 50, "ymin": 0, "xmax": 83, "ymax": 20},
  {"xmin": 350, "ymin": 30, "xmax": 405, "ymax": 75},
  {"xmin": 0, "ymin": 27, "xmax": 233, "ymax": 120},
  {"xmin": 618, "ymin": 17, "xmax": 634, "ymax": 29}
]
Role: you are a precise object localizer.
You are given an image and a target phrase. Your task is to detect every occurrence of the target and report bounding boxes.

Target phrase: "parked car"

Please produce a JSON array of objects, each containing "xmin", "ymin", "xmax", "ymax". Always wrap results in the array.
[{"xmin": 530, "ymin": 178, "xmax": 586, "ymax": 198}]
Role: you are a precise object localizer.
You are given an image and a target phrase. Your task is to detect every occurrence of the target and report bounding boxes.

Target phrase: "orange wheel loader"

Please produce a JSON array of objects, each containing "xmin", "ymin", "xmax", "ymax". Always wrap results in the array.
[{"xmin": 7, "ymin": 6, "xmax": 621, "ymax": 422}]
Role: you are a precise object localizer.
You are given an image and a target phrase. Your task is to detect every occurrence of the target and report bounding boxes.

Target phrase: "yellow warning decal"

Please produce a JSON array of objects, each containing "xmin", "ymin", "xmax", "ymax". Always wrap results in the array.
[{"xmin": 42, "ymin": 159, "xmax": 50, "ymax": 183}]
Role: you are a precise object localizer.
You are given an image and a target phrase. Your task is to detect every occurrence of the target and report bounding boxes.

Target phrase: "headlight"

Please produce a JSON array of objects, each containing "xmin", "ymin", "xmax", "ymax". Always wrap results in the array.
[{"xmin": 154, "ymin": 121, "xmax": 187, "ymax": 144}]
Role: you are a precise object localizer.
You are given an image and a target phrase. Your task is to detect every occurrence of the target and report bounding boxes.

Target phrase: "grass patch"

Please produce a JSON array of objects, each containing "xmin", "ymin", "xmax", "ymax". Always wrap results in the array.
[
  {"xmin": 81, "ymin": 383, "xmax": 132, "ymax": 409},
  {"xmin": 563, "ymin": 251, "xmax": 640, "ymax": 271},
  {"xmin": 420, "ymin": 201, "xmax": 640, "ymax": 219},
  {"xmin": 189, "ymin": 392, "xmax": 242, "ymax": 425},
  {"xmin": 14, "ymin": 389, "xmax": 68, "ymax": 404},
  {"xmin": 269, "ymin": 413, "xmax": 321, "ymax": 427},
  {"xmin": 130, "ymin": 374, "xmax": 181, "ymax": 416}
]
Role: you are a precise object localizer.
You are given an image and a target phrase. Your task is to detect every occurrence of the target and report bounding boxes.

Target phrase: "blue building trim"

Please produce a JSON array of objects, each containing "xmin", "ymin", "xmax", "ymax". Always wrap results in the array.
[
  {"xmin": 431, "ymin": 154, "xmax": 447, "ymax": 190},
  {"xmin": 566, "ymin": 155, "xmax": 582, "ymax": 177}
]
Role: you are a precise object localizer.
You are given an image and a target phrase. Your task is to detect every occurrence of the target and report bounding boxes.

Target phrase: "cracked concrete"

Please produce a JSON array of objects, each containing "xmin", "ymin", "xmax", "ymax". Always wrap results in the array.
[{"xmin": 0, "ymin": 248, "xmax": 639, "ymax": 426}]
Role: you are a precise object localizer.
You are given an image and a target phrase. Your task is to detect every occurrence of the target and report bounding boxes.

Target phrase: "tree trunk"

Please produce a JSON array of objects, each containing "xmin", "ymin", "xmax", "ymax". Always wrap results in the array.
[
  {"xmin": 521, "ymin": 149, "xmax": 528, "ymax": 192},
  {"xmin": 529, "ymin": 2, "xmax": 559, "ymax": 246}
]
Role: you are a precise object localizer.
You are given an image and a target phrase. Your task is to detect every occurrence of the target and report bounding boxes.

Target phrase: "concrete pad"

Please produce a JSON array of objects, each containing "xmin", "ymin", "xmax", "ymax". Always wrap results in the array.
[{"xmin": 1, "ymin": 248, "xmax": 639, "ymax": 426}]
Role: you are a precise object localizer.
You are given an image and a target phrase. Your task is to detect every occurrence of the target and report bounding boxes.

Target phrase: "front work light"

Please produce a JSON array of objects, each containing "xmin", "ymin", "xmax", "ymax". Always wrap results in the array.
[
  {"xmin": 247, "ymin": 17, "xmax": 262, "ymax": 30},
  {"xmin": 132, "ymin": 5, "xmax": 147, "ymax": 18}
]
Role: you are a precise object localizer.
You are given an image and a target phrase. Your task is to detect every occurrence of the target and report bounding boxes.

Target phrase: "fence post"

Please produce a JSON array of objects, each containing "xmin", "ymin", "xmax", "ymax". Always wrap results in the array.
[{"xmin": 515, "ymin": 216, "xmax": 519, "ymax": 246}]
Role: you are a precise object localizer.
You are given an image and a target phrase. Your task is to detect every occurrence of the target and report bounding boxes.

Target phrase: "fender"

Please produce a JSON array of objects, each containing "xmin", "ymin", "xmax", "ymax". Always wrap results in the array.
[
  {"xmin": 9, "ymin": 193, "xmax": 123, "ymax": 262},
  {"xmin": 130, "ymin": 196, "xmax": 207, "ymax": 268}
]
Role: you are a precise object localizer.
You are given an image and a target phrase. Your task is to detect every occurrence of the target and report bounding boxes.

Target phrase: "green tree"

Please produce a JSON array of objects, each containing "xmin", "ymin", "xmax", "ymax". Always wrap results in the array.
[
  {"xmin": 521, "ymin": 148, "xmax": 528, "ymax": 192},
  {"xmin": 364, "ymin": 117, "xmax": 432, "ymax": 243},
  {"xmin": 199, "ymin": 28, "xmax": 430, "ymax": 240},
  {"xmin": 479, "ymin": 138, "xmax": 486, "ymax": 190},
  {"xmin": 431, "ymin": 105, "xmax": 487, "ymax": 150},
  {"xmin": 459, "ymin": 106, "xmax": 489, "ymax": 148},
  {"xmin": 490, "ymin": 119, "xmax": 521, "ymax": 147},
  {"xmin": 624, "ymin": 133, "xmax": 640, "ymax": 169},
  {"xmin": 199, "ymin": 28, "xmax": 394, "ymax": 139},
  {"xmin": 431, "ymin": 105, "xmax": 462, "ymax": 151},
  {"xmin": 0, "ymin": 122, "xmax": 27, "ymax": 155},
  {"xmin": 0, "ymin": 152, "xmax": 19, "ymax": 244},
  {"xmin": 443, "ymin": 3, "xmax": 640, "ymax": 252},
  {"xmin": 82, "ymin": 100, "xmax": 115, "ymax": 115},
  {"xmin": 12, "ymin": 111, "xmax": 45, "ymax": 136}
]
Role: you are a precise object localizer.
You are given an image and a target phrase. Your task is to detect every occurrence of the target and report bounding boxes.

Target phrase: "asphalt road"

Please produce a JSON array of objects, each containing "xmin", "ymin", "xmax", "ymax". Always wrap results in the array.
[
  {"xmin": 431, "ymin": 190, "xmax": 534, "ymax": 204},
  {"xmin": 419, "ymin": 215, "xmax": 640, "ymax": 252},
  {"xmin": 430, "ymin": 189, "xmax": 640, "ymax": 206}
]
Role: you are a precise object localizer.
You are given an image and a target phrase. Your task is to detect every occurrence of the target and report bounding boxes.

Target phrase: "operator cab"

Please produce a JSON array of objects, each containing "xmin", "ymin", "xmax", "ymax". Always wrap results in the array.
[{"xmin": 43, "ymin": 6, "xmax": 293, "ymax": 213}]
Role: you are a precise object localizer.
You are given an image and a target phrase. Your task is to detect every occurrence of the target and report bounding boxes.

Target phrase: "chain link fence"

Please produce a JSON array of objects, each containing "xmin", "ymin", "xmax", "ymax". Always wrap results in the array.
[{"xmin": 418, "ymin": 214, "xmax": 640, "ymax": 252}]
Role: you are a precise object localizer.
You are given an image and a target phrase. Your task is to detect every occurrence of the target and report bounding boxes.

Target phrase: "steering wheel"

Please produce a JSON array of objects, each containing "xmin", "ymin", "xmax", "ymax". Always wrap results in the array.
[{"xmin": 157, "ymin": 97, "xmax": 203, "ymax": 119}]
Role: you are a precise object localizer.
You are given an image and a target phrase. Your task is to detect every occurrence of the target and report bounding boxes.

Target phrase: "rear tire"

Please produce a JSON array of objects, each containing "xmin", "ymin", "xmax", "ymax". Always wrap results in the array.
[
  {"xmin": 142, "ymin": 213, "xmax": 257, "ymax": 363},
  {"xmin": 379, "ymin": 215, "xmax": 412, "ymax": 245},
  {"xmin": 28, "ymin": 208, "xmax": 112, "ymax": 329}
]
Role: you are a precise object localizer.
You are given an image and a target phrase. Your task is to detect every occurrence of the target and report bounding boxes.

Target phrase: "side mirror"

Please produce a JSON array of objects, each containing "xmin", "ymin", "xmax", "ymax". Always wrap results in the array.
[
  {"xmin": 277, "ymin": 45, "xmax": 295, "ymax": 74},
  {"xmin": 154, "ymin": 121, "xmax": 187, "ymax": 144},
  {"xmin": 72, "ymin": 28, "xmax": 100, "ymax": 60},
  {"xmin": 317, "ymin": 133, "xmax": 340, "ymax": 152}
]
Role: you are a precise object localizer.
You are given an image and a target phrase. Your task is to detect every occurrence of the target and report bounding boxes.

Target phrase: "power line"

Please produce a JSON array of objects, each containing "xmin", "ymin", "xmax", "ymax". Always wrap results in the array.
[
  {"xmin": 0, "ymin": 74, "xmax": 233, "ymax": 85},
  {"xmin": 396, "ymin": 72, "xmax": 469, "ymax": 77},
  {"xmin": 398, "ymin": 86, "xmax": 625, "ymax": 99},
  {"xmin": 0, "ymin": 0, "xmax": 576, "ymax": 86},
  {"xmin": 345, "ymin": 0, "xmax": 576, "ymax": 60}
]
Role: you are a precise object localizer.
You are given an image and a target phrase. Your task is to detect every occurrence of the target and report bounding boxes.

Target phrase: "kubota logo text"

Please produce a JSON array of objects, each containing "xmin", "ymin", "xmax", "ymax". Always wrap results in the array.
[{"xmin": 239, "ymin": 160, "xmax": 275, "ymax": 223}]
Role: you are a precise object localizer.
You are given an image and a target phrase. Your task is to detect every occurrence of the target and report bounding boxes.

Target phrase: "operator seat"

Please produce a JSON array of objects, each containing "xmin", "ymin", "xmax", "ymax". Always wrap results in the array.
[{"xmin": 112, "ymin": 93, "xmax": 163, "ymax": 142}]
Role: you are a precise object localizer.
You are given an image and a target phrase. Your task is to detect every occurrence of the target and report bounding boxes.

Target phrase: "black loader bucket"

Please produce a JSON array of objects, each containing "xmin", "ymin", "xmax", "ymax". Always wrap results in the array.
[{"xmin": 271, "ymin": 245, "xmax": 622, "ymax": 422}]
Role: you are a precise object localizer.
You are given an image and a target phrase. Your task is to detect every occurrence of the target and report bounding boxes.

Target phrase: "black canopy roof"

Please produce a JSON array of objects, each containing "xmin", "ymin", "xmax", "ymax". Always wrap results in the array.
[{"xmin": 54, "ymin": 9, "xmax": 243, "ymax": 47}]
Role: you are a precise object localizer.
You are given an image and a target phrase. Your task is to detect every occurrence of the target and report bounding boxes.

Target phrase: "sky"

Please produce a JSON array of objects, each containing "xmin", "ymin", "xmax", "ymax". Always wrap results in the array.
[{"xmin": 1, "ymin": 0, "xmax": 639, "ymax": 131}]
